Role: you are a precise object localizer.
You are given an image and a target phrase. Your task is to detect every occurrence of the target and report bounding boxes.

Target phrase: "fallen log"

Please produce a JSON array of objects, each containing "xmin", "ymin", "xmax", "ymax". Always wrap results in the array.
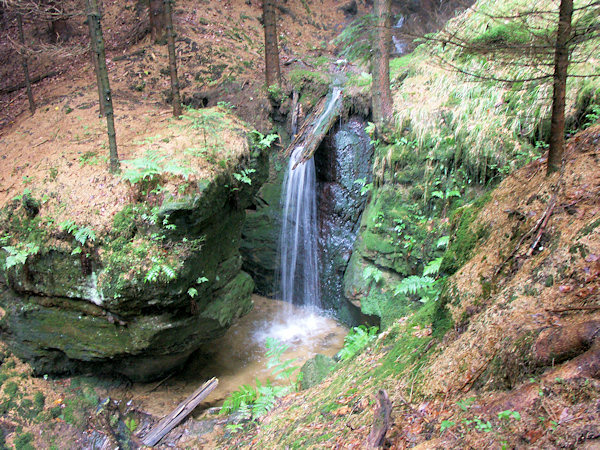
[
  {"xmin": 141, "ymin": 377, "xmax": 218, "ymax": 447},
  {"xmin": 285, "ymin": 88, "xmax": 343, "ymax": 168},
  {"xmin": 0, "ymin": 71, "xmax": 59, "ymax": 96},
  {"xmin": 366, "ymin": 389, "xmax": 392, "ymax": 449}
]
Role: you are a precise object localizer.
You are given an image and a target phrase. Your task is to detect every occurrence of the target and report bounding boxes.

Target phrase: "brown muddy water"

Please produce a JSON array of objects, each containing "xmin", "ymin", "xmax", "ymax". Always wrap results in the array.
[{"xmin": 113, "ymin": 295, "xmax": 347, "ymax": 418}]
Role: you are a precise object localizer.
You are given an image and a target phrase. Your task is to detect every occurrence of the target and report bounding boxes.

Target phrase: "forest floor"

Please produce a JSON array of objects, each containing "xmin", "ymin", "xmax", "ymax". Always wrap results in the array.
[
  {"xmin": 1, "ymin": 0, "xmax": 599, "ymax": 448},
  {"xmin": 219, "ymin": 124, "xmax": 600, "ymax": 449},
  {"xmin": 0, "ymin": 0, "xmax": 365, "ymax": 447}
]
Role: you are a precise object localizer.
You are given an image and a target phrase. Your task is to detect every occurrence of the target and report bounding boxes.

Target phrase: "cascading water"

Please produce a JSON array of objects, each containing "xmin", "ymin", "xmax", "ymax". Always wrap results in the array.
[
  {"xmin": 280, "ymin": 144, "xmax": 321, "ymax": 309},
  {"xmin": 279, "ymin": 87, "xmax": 343, "ymax": 310}
]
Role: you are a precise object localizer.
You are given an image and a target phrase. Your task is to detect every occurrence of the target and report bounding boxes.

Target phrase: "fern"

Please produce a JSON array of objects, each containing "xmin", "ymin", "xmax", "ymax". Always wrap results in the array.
[
  {"xmin": 363, "ymin": 266, "xmax": 383, "ymax": 285},
  {"xmin": 220, "ymin": 384, "xmax": 258, "ymax": 414},
  {"xmin": 394, "ymin": 275, "xmax": 436, "ymax": 296},
  {"xmin": 220, "ymin": 338, "xmax": 298, "ymax": 417},
  {"xmin": 338, "ymin": 325, "xmax": 378, "ymax": 361},
  {"xmin": 2, "ymin": 243, "xmax": 39, "ymax": 270},
  {"xmin": 73, "ymin": 226, "xmax": 96, "ymax": 246},
  {"xmin": 423, "ymin": 257, "xmax": 443, "ymax": 276}
]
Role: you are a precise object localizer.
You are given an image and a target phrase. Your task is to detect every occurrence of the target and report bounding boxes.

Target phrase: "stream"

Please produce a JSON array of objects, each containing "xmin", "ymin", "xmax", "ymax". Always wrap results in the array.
[{"xmin": 113, "ymin": 295, "xmax": 346, "ymax": 418}]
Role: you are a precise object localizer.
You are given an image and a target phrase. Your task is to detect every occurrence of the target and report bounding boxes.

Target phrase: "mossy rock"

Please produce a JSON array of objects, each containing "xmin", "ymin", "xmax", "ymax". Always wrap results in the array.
[
  {"xmin": 300, "ymin": 354, "xmax": 336, "ymax": 390},
  {"xmin": 440, "ymin": 193, "xmax": 491, "ymax": 275}
]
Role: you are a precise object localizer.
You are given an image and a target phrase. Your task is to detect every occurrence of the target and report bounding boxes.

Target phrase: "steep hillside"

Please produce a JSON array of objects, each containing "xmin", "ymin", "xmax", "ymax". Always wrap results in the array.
[{"xmin": 226, "ymin": 123, "xmax": 600, "ymax": 450}]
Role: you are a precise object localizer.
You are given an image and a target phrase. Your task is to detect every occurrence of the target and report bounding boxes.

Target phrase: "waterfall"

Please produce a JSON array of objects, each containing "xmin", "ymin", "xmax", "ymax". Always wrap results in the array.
[
  {"xmin": 392, "ymin": 15, "xmax": 407, "ymax": 55},
  {"xmin": 279, "ymin": 88, "xmax": 342, "ymax": 309},
  {"xmin": 279, "ymin": 145, "xmax": 320, "ymax": 309}
]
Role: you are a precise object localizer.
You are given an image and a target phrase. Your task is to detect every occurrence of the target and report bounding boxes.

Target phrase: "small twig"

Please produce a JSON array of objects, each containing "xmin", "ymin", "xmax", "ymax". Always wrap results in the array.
[
  {"xmin": 546, "ymin": 305, "xmax": 600, "ymax": 313},
  {"xmin": 527, "ymin": 192, "xmax": 557, "ymax": 256},
  {"xmin": 132, "ymin": 373, "xmax": 174, "ymax": 401}
]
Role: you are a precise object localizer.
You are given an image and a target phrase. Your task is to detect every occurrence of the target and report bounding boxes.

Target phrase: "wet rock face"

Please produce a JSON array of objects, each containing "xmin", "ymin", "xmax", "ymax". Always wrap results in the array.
[
  {"xmin": 0, "ymin": 148, "xmax": 267, "ymax": 382},
  {"xmin": 240, "ymin": 152, "xmax": 286, "ymax": 297},
  {"xmin": 315, "ymin": 117, "xmax": 373, "ymax": 322}
]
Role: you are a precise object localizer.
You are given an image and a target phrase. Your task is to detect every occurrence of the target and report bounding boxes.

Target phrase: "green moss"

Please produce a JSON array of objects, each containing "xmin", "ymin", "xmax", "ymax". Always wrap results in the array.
[
  {"xmin": 441, "ymin": 193, "xmax": 492, "ymax": 274},
  {"xmin": 289, "ymin": 69, "xmax": 329, "ymax": 108},
  {"xmin": 14, "ymin": 432, "xmax": 34, "ymax": 450},
  {"xmin": 577, "ymin": 217, "xmax": 600, "ymax": 238}
]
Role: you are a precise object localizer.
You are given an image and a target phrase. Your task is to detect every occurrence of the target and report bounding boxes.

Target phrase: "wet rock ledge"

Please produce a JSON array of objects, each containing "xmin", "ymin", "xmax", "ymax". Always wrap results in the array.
[{"xmin": 0, "ymin": 141, "xmax": 268, "ymax": 382}]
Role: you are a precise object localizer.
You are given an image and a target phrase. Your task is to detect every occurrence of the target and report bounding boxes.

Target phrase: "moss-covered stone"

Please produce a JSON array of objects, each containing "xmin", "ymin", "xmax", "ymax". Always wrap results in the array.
[
  {"xmin": 300, "ymin": 354, "xmax": 336, "ymax": 390},
  {"xmin": 440, "ymin": 193, "xmax": 491, "ymax": 275},
  {"xmin": 0, "ymin": 136, "xmax": 269, "ymax": 381}
]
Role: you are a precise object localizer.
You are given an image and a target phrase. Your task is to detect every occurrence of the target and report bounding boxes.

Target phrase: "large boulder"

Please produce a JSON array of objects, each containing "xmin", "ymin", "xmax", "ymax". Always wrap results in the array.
[{"xmin": 0, "ymin": 144, "xmax": 267, "ymax": 381}]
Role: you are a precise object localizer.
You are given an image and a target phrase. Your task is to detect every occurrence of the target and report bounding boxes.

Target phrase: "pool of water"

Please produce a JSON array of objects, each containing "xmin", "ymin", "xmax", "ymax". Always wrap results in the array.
[{"xmin": 114, "ymin": 295, "xmax": 347, "ymax": 417}]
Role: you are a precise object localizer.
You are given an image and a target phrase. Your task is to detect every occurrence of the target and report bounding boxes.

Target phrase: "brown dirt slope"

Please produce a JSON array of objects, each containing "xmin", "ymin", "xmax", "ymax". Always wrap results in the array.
[{"xmin": 224, "ymin": 125, "xmax": 600, "ymax": 449}]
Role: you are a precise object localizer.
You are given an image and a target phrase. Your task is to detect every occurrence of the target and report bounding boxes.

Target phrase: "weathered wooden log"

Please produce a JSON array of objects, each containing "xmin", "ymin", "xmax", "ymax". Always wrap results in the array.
[
  {"xmin": 0, "ymin": 71, "xmax": 59, "ymax": 96},
  {"xmin": 366, "ymin": 389, "xmax": 392, "ymax": 449},
  {"xmin": 285, "ymin": 88, "xmax": 343, "ymax": 168},
  {"xmin": 141, "ymin": 377, "xmax": 218, "ymax": 447}
]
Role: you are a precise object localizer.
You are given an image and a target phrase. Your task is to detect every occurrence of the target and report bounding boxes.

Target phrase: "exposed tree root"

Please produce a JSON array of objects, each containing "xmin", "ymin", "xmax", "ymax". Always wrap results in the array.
[
  {"xmin": 534, "ymin": 320, "xmax": 600, "ymax": 365},
  {"xmin": 486, "ymin": 321, "xmax": 600, "ymax": 414}
]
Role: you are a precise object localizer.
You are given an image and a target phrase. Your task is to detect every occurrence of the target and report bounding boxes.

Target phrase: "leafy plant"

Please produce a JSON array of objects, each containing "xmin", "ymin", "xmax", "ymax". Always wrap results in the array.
[
  {"xmin": 2, "ymin": 243, "xmax": 40, "ymax": 270},
  {"xmin": 250, "ymin": 130, "xmax": 279, "ymax": 150},
  {"xmin": 59, "ymin": 220, "xmax": 96, "ymax": 255},
  {"xmin": 363, "ymin": 266, "xmax": 383, "ymax": 285},
  {"xmin": 498, "ymin": 409, "xmax": 521, "ymax": 421},
  {"xmin": 233, "ymin": 168, "xmax": 256, "ymax": 186},
  {"xmin": 354, "ymin": 178, "xmax": 373, "ymax": 196},
  {"xmin": 121, "ymin": 150, "xmax": 191, "ymax": 186},
  {"xmin": 338, "ymin": 325, "xmax": 378, "ymax": 361},
  {"xmin": 456, "ymin": 397, "xmax": 476, "ymax": 411},
  {"xmin": 440, "ymin": 420, "xmax": 455, "ymax": 433},
  {"xmin": 220, "ymin": 338, "xmax": 298, "ymax": 418},
  {"xmin": 144, "ymin": 257, "xmax": 177, "ymax": 283}
]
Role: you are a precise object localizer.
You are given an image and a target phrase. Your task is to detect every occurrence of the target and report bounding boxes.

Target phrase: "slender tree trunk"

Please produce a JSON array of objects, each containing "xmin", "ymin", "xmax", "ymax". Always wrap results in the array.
[
  {"xmin": 164, "ymin": 0, "xmax": 182, "ymax": 117},
  {"xmin": 148, "ymin": 0, "xmax": 166, "ymax": 43},
  {"xmin": 17, "ymin": 14, "xmax": 35, "ymax": 115},
  {"xmin": 547, "ymin": 0, "xmax": 573, "ymax": 175},
  {"xmin": 86, "ymin": 9, "xmax": 105, "ymax": 117},
  {"xmin": 87, "ymin": 0, "xmax": 119, "ymax": 173},
  {"xmin": 371, "ymin": 0, "xmax": 393, "ymax": 130},
  {"xmin": 263, "ymin": 0, "xmax": 281, "ymax": 88}
]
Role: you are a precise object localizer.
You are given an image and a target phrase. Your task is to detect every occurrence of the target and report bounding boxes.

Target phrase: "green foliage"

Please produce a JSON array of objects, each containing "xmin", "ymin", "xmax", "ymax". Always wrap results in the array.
[
  {"xmin": 440, "ymin": 420, "xmax": 456, "ymax": 432},
  {"xmin": 1, "ymin": 243, "xmax": 39, "ymax": 270},
  {"xmin": 338, "ymin": 325, "xmax": 378, "ymax": 361},
  {"xmin": 221, "ymin": 338, "xmax": 298, "ymax": 418},
  {"xmin": 363, "ymin": 266, "xmax": 383, "ymax": 285},
  {"xmin": 78, "ymin": 151, "xmax": 101, "ymax": 167},
  {"xmin": 125, "ymin": 416, "xmax": 138, "ymax": 433},
  {"xmin": 233, "ymin": 168, "xmax": 256, "ymax": 185},
  {"xmin": 13, "ymin": 432, "xmax": 34, "ymax": 450},
  {"xmin": 456, "ymin": 396, "xmax": 476, "ymax": 411},
  {"xmin": 498, "ymin": 409, "xmax": 521, "ymax": 421},
  {"xmin": 470, "ymin": 22, "xmax": 532, "ymax": 48},
  {"xmin": 59, "ymin": 220, "xmax": 96, "ymax": 255},
  {"xmin": 354, "ymin": 178, "xmax": 373, "ymax": 196},
  {"xmin": 583, "ymin": 104, "xmax": 600, "ymax": 128},
  {"xmin": 249, "ymin": 130, "xmax": 279, "ymax": 150},
  {"xmin": 332, "ymin": 14, "xmax": 375, "ymax": 64},
  {"xmin": 121, "ymin": 149, "xmax": 191, "ymax": 186},
  {"xmin": 144, "ymin": 257, "xmax": 177, "ymax": 283},
  {"xmin": 394, "ymin": 275, "xmax": 436, "ymax": 297}
]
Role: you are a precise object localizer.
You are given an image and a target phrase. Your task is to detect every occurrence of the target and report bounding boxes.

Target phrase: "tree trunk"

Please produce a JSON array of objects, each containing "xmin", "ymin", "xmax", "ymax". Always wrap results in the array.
[
  {"xmin": 164, "ymin": 0, "xmax": 182, "ymax": 117},
  {"xmin": 87, "ymin": 0, "xmax": 119, "ymax": 173},
  {"xmin": 86, "ymin": 8, "xmax": 105, "ymax": 117},
  {"xmin": 547, "ymin": 0, "xmax": 573, "ymax": 175},
  {"xmin": 263, "ymin": 0, "xmax": 281, "ymax": 88},
  {"xmin": 17, "ymin": 14, "xmax": 35, "ymax": 115},
  {"xmin": 148, "ymin": 0, "xmax": 166, "ymax": 43},
  {"xmin": 371, "ymin": 0, "xmax": 393, "ymax": 130}
]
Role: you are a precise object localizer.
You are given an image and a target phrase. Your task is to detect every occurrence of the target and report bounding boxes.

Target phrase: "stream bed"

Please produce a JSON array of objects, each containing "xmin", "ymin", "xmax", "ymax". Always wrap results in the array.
[{"xmin": 112, "ymin": 295, "xmax": 347, "ymax": 418}]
